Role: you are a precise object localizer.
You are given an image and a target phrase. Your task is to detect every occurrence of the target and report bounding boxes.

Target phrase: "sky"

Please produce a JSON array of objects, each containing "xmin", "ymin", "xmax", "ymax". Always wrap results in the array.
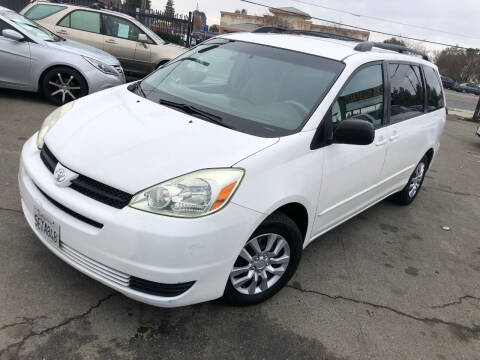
[{"xmin": 151, "ymin": 0, "xmax": 480, "ymax": 52}]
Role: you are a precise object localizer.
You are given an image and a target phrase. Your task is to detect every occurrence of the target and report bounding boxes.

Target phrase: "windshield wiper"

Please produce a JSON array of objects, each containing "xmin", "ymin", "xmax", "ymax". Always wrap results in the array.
[
  {"xmin": 159, "ymin": 99, "xmax": 231, "ymax": 129},
  {"xmin": 128, "ymin": 81, "xmax": 146, "ymax": 97}
]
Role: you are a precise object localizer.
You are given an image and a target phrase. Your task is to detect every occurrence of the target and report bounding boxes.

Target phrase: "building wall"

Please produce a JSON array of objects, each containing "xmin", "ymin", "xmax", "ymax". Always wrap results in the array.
[{"xmin": 219, "ymin": 9, "xmax": 369, "ymax": 40}]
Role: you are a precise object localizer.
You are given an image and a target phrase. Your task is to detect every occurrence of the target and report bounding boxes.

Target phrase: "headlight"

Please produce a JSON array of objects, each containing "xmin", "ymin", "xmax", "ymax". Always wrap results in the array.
[
  {"xmin": 129, "ymin": 168, "xmax": 244, "ymax": 217},
  {"xmin": 83, "ymin": 56, "xmax": 117, "ymax": 75},
  {"xmin": 37, "ymin": 101, "xmax": 74, "ymax": 149}
]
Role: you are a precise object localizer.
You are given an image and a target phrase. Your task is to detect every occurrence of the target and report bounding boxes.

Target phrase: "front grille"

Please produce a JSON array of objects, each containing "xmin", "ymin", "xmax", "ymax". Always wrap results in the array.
[
  {"xmin": 130, "ymin": 277, "xmax": 196, "ymax": 297},
  {"xmin": 40, "ymin": 146, "xmax": 133, "ymax": 209},
  {"xmin": 59, "ymin": 243, "xmax": 195, "ymax": 298},
  {"xmin": 60, "ymin": 242, "xmax": 130, "ymax": 287},
  {"xmin": 36, "ymin": 185, "xmax": 103, "ymax": 229}
]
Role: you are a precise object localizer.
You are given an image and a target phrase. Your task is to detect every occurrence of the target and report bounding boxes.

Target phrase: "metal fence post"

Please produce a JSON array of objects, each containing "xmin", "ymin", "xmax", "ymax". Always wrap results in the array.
[{"xmin": 186, "ymin": 11, "xmax": 193, "ymax": 47}]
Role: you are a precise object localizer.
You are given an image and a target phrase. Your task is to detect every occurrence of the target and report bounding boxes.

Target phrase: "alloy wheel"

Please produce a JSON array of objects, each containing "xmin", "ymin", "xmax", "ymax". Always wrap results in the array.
[
  {"xmin": 230, "ymin": 233, "xmax": 291, "ymax": 295},
  {"xmin": 47, "ymin": 73, "xmax": 82, "ymax": 104},
  {"xmin": 408, "ymin": 162, "xmax": 425, "ymax": 198}
]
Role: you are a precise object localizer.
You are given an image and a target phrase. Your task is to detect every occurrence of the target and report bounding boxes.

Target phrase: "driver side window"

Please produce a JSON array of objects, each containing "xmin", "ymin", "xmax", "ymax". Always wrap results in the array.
[{"xmin": 332, "ymin": 64, "xmax": 384, "ymax": 129}]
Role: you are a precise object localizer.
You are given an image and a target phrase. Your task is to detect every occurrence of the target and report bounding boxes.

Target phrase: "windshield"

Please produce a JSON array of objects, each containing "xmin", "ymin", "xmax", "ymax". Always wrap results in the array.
[
  {"xmin": 139, "ymin": 39, "xmax": 344, "ymax": 137},
  {"xmin": 4, "ymin": 11, "xmax": 61, "ymax": 42}
]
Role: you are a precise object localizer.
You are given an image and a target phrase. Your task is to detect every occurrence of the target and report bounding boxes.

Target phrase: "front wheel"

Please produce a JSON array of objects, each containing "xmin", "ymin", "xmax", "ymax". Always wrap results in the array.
[
  {"xmin": 41, "ymin": 67, "xmax": 88, "ymax": 105},
  {"xmin": 392, "ymin": 155, "xmax": 429, "ymax": 205},
  {"xmin": 223, "ymin": 212, "xmax": 303, "ymax": 306}
]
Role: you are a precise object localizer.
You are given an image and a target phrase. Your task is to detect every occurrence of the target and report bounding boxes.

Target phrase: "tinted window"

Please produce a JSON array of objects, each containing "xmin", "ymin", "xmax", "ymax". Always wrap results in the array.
[
  {"xmin": 104, "ymin": 15, "xmax": 150, "ymax": 42},
  {"xmin": 62, "ymin": 11, "xmax": 100, "ymax": 33},
  {"xmin": 389, "ymin": 64, "xmax": 424, "ymax": 123},
  {"xmin": 140, "ymin": 40, "xmax": 344, "ymax": 137},
  {"xmin": 332, "ymin": 65, "xmax": 384, "ymax": 129},
  {"xmin": 24, "ymin": 4, "xmax": 66, "ymax": 20},
  {"xmin": 424, "ymin": 66, "xmax": 444, "ymax": 111}
]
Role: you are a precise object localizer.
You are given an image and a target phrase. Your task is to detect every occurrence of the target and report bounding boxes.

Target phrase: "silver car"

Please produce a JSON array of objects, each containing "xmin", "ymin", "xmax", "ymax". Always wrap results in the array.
[{"xmin": 0, "ymin": 6, "xmax": 125, "ymax": 104}]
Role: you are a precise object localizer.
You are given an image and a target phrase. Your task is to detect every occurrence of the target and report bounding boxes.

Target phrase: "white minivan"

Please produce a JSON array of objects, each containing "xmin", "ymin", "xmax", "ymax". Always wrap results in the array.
[{"xmin": 19, "ymin": 29, "xmax": 446, "ymax": 307}]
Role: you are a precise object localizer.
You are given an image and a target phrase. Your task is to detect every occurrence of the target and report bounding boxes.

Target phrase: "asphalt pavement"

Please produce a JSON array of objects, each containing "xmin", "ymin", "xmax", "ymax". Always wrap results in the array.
[
  {"xmin": 445, "ymin": 89, "xmax": 479, "ymax": 114},
  {"xmin": 0, "ymin": 88, "xmax": 479, "ymax": 359}
]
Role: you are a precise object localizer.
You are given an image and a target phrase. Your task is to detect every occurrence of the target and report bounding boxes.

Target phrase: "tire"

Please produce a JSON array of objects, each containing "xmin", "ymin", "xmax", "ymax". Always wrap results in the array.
[
  {"xmin": 41, "ymin": 67, "xmax": 88, "ymax": 105},
  {"xmin": 392, "ymin": 155, "xmax": 429, "ymax": 206},
  {"xmin": 223, "ymin": 212, "xmax": 303, "ymax": 306}
]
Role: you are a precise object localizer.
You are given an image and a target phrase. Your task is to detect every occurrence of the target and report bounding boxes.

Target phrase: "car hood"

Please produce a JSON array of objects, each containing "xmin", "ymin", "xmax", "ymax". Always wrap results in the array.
[
  {"xmin": 47, "ymin": 39, "xmax": 120, "ymax": 65},
  {"xmin": 45, "ymin": 85, "xmax": 278, "ymax": 194}
]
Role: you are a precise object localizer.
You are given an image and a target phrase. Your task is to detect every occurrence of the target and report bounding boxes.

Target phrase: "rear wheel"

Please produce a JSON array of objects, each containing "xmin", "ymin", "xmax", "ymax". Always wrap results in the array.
[
  {"xmin": 41, "ymin": 67, "xmax": 88, "ymax": 105},
  {"xmin": 392, "ymin": 155, "xmax": 428, "ymax": 205},
  {"xmin": 223, "ymin": 212, "xmax": 302, "ymax": 306}
]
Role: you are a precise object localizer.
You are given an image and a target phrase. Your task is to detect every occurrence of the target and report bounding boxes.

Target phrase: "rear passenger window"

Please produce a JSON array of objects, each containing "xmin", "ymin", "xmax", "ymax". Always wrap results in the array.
[
  {"xmin": 59, "ymin": 11, "xmax": 101, "ymax": 34},
  {"xmin": 24, "ymin": 4, "xmax": 66, "ymax": 20},
  {"xmin": 388, "ymin": 64, "xmax": 424, "ymax": 123},
  {"xmin": 331, "ymin": 64, "xmax": 384, "ymax": 129},
  {"xmin": 424, "ymin": 66, "xmax": 444, "ymax": 111}
]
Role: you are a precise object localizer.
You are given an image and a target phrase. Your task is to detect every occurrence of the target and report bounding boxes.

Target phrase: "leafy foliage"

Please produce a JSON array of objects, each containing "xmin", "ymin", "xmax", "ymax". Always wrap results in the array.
[
  {"xmin": 155, "ymin": 29, "xmax": 185, "ymax": 46},
  {"xmin": 384, "ymin": 37, "xmax": 406, "ymax": 47},
  {"xmin": 436, "ymin": 47, "xmax": 480, "ymax": 82},
  {"xmin": 209, "ymin": 24, "xmax": 219, "ymax": 33},
  {"xmin": 124, "ymin": 0, "xmax": 151, "ymax": 11},
  {"xmin": 164, "ymin": 0, "xmax": 175, "ymax": 18}
]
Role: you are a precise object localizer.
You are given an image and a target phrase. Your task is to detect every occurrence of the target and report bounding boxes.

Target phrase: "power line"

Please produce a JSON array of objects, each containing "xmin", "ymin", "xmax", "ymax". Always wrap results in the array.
[
  {"xmin": 241, "ymin": 0, "xmax": 470, "ymax": 49},
  {"xmin": 289, "ymin": 0, "xmax": 480, "ymax": 40}
]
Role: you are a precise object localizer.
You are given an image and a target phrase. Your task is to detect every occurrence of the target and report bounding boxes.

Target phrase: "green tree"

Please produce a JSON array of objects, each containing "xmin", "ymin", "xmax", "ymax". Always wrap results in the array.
[
  {"xmin": 209, "ymin": 24, "xmax": 219, "ymax": 33},
  {"xmin": 193, "ymin": 9, "xmax": 206, "ymax": 27},
  {"xmin": 164, "ymin": 0, "xmax": 175, "ymax": 17},
  {"xmin": 384, "ymin": 37, "xmax": 406, "ymax": 47},
  {"xmin": 124, "ymin": 0, "xmax": 150, "ymax": 11}
]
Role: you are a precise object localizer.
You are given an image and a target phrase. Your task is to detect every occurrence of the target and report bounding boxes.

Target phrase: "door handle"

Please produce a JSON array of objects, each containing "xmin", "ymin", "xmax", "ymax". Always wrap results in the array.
[
  {"xmin": 389, "ymin": 134, "xmax": 399, "ymax": 141},
  {"xmin": 56, "ymin": 30, "xmax": 67, "ymax": 34},
  {"xmin": 375, "ymin": 137, "xmax": 388, "ymax": 146},
  {"xmin": 105, "ymin": 39, "xmax": 117, "ymax": 44}
]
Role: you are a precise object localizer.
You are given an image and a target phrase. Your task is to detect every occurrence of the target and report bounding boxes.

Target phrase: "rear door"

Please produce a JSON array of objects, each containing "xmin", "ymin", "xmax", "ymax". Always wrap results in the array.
[
  {"xmin": 55, "ymin": 10, "xmax": 104, "ymax": 49},
  {"xmin": 313, "ymin": 63, "xmax": 390, "ymax": 235},
  {"xmin": 379, "ymin": 62, "xmax": 432, "ymax": 193},
  {"xmin": 102, "ymin": 14, "xmax": 149, "ymax": 74},
  {"xmin": 0, "ymin": 19, "xmax": 31, "ymax": 88}
]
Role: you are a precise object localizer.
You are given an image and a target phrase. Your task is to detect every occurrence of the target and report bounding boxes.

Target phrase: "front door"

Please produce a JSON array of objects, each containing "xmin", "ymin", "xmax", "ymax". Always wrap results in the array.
[
  {"xmin": 312, "ymin": 63, "xmax": 389, "ymax": 236},
  {"xmin": 102, "ymin": 14, "xmax": 143, "ymax": 73},
  {"xmin": 0, "ymin": 20, "xmax": 31, "ymax": 88}
]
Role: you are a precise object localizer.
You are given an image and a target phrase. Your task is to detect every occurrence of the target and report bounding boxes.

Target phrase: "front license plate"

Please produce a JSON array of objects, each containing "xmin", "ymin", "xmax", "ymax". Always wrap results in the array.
[{"xmin": 34, "ymin": 206, "xmax": 60, "ymax": 248}]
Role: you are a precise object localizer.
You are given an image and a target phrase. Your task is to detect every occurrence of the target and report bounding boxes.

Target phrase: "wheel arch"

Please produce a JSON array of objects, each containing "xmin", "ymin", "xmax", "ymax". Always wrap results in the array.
[
  {"xmin": 37, "ymin": 64, "xmax": 89, "ymax": 95},
  {"xmin": 425, "ymin": 148, "xmax": 434, "ymax": 168},
  {"xmin": 272, "ymin": 202, "xmax": 309, "ymax": 243}
]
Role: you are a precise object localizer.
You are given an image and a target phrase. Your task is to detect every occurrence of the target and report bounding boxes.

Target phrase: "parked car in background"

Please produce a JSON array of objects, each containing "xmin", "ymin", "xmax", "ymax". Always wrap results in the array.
[
  {"xmin": 0, "ymin": 6, "xmax": 124, "ymax": 104},
  {"xmin": 441, "ymin": 75, "xmax": 456, "ymax": 90},
  {"xmin": 458, "ymin": 82, "xmax": 480, "ymax": 95},
  {"xmin": 19, "ymin": 31, "xmax": 446, "ymax": 307},
  {"xmin": 21, "ymin": 1, "xmax": 186, "ymax": 77}
]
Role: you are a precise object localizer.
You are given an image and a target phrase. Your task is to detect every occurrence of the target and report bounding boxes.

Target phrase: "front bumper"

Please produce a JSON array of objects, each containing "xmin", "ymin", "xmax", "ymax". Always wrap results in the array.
[
  {"xmin": 18, "ymin": 136, "xmax": 263, "ymax": 307},
  {"xmin": 84, "ymin": 67, "xmax": 125, "ymax": 94}
]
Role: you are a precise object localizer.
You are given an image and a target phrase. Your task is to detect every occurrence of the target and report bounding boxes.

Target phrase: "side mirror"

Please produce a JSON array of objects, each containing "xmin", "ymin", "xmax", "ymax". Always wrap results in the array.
[
  {"xmin": 2, "ymin": 29, "xmax": 24, "ymax": 42},
  {"xmin": 138, "ymin": 34, "xmax": 148, "ymax": 43},
  {"xmin": 333, "ymin": 119, "xmax": 375, "ymax": 145}
]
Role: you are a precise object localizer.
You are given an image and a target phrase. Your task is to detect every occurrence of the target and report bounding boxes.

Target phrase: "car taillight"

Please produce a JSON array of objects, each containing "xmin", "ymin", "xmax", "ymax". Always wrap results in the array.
[{"xmin": 446, "ymin": 107, "xmax": 449, "ymax": 116}]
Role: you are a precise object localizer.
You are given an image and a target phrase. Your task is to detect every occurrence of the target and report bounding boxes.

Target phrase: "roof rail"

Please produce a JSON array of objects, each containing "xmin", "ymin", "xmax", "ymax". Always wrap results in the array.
[
  {"xmin": 354, "ymin": 41, "xmax": 430, "ymax": 61},
  {"xmin": 252, "ymin": 26, "xmax": 362, "ymax": 42}
]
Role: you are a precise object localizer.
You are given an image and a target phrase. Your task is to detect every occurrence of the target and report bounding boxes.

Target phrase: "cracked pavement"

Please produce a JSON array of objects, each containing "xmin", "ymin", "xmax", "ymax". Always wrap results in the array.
[{"xmin": 1, "ymin": 88, "xmax": 479, "ymax": 359}]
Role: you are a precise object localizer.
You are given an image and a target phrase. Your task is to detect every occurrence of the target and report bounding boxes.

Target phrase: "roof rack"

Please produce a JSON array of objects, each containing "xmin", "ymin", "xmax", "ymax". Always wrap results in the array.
[
  {"xmin": 354, "ymin": 41, "xmax": 430, "ymax": 61},
  {"xmin": 252, "ymin": 26, "xmax": 362, "ymax": 43}
]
